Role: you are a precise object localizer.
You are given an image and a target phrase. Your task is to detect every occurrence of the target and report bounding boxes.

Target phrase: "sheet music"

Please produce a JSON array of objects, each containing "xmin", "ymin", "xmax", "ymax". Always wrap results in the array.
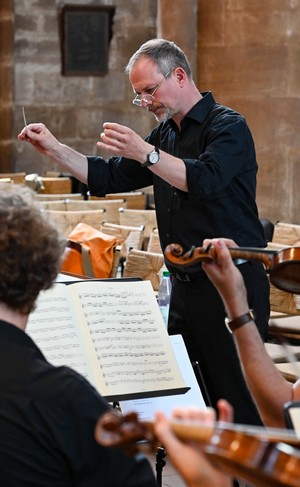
[
  {"xmin": 71, "ymin": 280, "xmax": 184, "ymax": 396},
  {"xmin": 27, "ymin": 280, "xmax": 187, "ymax": 399},
  {"xmin": 27, "ymin": 285, "xmax": 91, "ymax": 379},
  {"xmin": 120, "ymin": 334, "xmax": 207, "ymax": 419}
]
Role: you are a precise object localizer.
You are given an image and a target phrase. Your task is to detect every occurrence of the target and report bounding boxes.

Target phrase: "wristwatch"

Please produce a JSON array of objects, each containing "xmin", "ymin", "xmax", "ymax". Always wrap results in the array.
[
  {"xmin": 141, "ymin": 147, "xmax": 160, "ymax": 168},
  {"xmin": 225, "ymin": 309, "xmax": 256, "ymax": 334}
]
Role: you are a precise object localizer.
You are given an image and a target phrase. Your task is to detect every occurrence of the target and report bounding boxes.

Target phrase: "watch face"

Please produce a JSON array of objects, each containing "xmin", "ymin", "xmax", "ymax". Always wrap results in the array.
[{"xmin": 149, "ymin": 151, "xmax": 159, "ymax": 164}]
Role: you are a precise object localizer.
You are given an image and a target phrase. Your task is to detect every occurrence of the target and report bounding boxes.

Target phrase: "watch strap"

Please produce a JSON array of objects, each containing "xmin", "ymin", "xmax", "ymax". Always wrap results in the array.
[
  {"xmin": 141, "ymin": 147, "xmax": 160, "ymax": 168},
  {"xmin": 225, "ymin": 309, "xmax": 256, "ymax": 333}
]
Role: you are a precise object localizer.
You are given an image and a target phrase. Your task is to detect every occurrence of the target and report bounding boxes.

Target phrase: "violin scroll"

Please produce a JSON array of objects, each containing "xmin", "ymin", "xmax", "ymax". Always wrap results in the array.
[
  {"xmin": 95, "ymin": 410, "xmax": 157, "ymax": 454},
  {"xmin": 164, "ymin": 243, "xmax": 300, "ymax": 294},
  {"xmin": 164, "ymin": 243, "xmax": 214, "ymax": 268}
]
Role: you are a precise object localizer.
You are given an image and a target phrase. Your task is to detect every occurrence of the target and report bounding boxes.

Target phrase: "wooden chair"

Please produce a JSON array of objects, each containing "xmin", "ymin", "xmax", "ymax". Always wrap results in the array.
[
  {"xmin": 0, "ymin": 172, "xmax": 26, "ymax": 184},
  {"xmin": 36, "ymin": 200, "xmax": 67, "ymax": 211},
  {"xmin": 119, "ymin": 208, "xmax": 157, "ymax": 249},
  {"xmin": 34, "ymin": 193, "xmax": 84, "ymax": 201},
  {"xmin": 147, "ymin": 228, "xmax": 162, "ymax": 254},
  {"xmin": 90, "ymin": 191, "xmax": 146, "ymax": 209},
  {"xmin": 43, "ymin": 209, "xmax": 106, "ymax": 237},
  {"xmin": 265, "ymin": 342, "xmax": 300, "ymax": 363},
  {"xmin": 39, "ymin": 177, "xmax": 72, "ymax": 194},
  {"xmin": 275, "ymin": 362, "xmax": 300, "ymax": 383},
  {"xmin": 272, "ymin": 221, "xmax": 300, "ymax": 247},
  {"xmin": 100, "ymin": 222, "xmax": 145, "ymax": 261},
  {"xmin": 139, "ymin": 186, "xmax": 155, "ymax": 209},
  {"xmin": 64, "ymin": 199, "xmax": 126, "ymax": 224},
  {"xmin": 123, "ymin": 249, "xmax": 165, "ymax": 291},
  {"xmin": 110, "ymin": 245, "xmax": 122, "ymax": 278},
  {"xmin": 0, "ymin": 178, "xmax": 13, "ymax": 184},
  {"xmin": 37, "ymin": 199, "xmax": 126, "ymax": 225}
]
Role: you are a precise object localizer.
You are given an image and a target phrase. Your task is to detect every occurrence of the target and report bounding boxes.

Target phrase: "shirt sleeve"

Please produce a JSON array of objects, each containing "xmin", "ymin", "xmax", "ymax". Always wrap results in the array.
[
  {"xmin": 45, "ymin": 370, "xmax": 157, "ymax": 487},
  {"xmin": 183, "ymin": 117, "xmax": 257, "ymax": 200},
  {"xmin": 87, "ymin": 155, "xmax": 153, "ymax": 197}
]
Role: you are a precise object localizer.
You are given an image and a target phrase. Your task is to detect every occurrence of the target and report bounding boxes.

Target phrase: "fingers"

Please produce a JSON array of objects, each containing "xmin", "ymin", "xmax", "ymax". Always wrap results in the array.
[
  {"xmin": 203, "ymin": 237, "xmax": 237, "ymax": 251},
  {"xmin": 216, "ymin": 399, "xmax": 234, "ymax": 423},
  {"xmin": 171, "ymin": 405, "xmax": 216, "ymax": 423},
  {"xmin": 18, "ymin": 123, "xmax": 46, "ymax": 141}
]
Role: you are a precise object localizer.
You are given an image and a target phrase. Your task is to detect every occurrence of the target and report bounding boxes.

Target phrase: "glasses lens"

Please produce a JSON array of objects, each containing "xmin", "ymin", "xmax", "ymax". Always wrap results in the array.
[
  {"xmin": 132, "ymin": 98, "xmax": 142, "ymax": 106},
  {"xmin": 133, "ymin": 94, "xmax": 154, "ymax": 107}
]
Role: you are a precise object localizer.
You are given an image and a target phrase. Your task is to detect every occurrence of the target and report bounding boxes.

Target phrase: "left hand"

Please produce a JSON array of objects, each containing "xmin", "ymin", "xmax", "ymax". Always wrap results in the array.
[
  {"xmin": 201, "ymin": 238, "xmax": 249, "ymax": 319},
  {"xmin": 97, "ymin": 122, "xmax": 152, "ymax": 162},
  {"xmin": 153, "ymin": 400, "xmax": 233, "ymax": 487}
]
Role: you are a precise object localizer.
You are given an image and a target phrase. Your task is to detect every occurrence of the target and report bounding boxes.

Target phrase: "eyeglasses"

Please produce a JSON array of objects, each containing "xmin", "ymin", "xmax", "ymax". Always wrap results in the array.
[{"xmin": 132, "ymin": 71, "xmax": 171, "ymax": 107}]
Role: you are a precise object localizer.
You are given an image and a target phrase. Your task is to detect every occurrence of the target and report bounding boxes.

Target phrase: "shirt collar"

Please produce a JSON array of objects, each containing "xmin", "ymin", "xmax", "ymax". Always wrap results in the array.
[
  {"xmin": 168, "ymin": 91, "xmax": 216, "ymax": 131},
  {"xmin": 187, "ymin": 91, "xmax": 216, "ymax": 123}
]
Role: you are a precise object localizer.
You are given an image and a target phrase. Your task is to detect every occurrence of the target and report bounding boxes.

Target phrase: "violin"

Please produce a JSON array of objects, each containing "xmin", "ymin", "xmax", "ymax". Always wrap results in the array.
[
  {"xmin": 164, "ymin": 243, "xmax": 300, "ymax": 294},
  {"xmin": 95, "ymin": 410, "xmax": 300, "ymax": 487}
]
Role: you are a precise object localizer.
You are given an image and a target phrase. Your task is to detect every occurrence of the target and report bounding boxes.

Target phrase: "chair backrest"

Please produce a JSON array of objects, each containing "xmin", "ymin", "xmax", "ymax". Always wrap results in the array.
[
  {"xmin": 36, "ymin": 200, "xmax": 67, "ymax": 211},
  {"xmin": 123, "ymin": 249, "xmax": 165, "ymax": 291},
  {"xmin": 44, "ymin": 209, "xmax": 105, "ymax": 237},
  {"xmin": 119, "ymin": 208, "xmax": 157, "ymax": 248},
  {"xmin": 0, "ymin": 172, "xmax": 26, "ymax": 184},
  {"xmin": 110, "ymin": 245, "xmax": 122, "ymax": 278},
  {"xmin": 91, "ymin": 191, "xmax": 146, "ymax": 209},
  {"xmin": 39, "ymin": 177, "xmax": 72, "ymax": 194},
  {"xmin": 0, "ymin": 178, "xmax": 13, "ymax": 185},
  {"xmin": 272, "ymin": 222, "xmax": 300, "ymax": 246},
  {"xmin": 34, "ymin": 193, "xmax": 84, "ymax": 201},
  {"xmin": 100, "ymin": 222, "xmax": 145, "ymax": 260},
  {"xmin": 269, "ymin": 282, "xmax": 300, "ymax": 316},
  {"xmin": 147, "ymin": 228, "xmax": 162, "ymax": 254},
  {"xmin": 65, "ymin": 199, "xmax": 125, "ymax": 224}
]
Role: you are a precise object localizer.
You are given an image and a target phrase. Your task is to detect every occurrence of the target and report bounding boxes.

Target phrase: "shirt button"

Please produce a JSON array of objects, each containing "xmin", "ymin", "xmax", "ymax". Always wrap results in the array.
[
  {"xmin": 167, "ymin": 208, "xmax": 171, "ymax": 212},
  {"xmin": 166, "ymin": 233, "xmax": 170, "ymax": 238}
]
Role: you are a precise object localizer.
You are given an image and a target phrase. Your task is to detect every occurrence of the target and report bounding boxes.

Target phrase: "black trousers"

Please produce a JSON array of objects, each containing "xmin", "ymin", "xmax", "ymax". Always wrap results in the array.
[{"xmin": 168, "ymin": 261, "xmax": 270, "ymax": 426}]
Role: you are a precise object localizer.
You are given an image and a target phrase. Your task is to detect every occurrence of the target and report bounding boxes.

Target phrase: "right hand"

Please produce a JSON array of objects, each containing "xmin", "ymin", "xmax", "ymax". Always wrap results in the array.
[{"xmin": 18, "ymin": 123, "xmax": 60, "ymax": 157}]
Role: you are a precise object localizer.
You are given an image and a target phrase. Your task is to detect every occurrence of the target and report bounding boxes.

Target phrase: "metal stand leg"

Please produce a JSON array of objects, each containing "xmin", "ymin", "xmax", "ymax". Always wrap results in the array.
[{"xmin": 155, "ymin": 446, "xmax": 166, "ymax": 487}]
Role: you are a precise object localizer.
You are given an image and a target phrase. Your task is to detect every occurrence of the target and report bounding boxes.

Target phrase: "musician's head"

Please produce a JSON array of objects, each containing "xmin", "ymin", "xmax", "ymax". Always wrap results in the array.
[{"xmin": 0, "ymin": 185, "xmax": 65, "ymax": 315}]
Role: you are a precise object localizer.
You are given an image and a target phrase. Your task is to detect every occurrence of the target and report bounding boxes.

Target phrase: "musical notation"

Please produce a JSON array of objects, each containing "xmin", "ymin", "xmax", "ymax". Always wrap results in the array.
[{"xmin": 27, "ymin": 280, "xmax": 187, "ymax": 397}]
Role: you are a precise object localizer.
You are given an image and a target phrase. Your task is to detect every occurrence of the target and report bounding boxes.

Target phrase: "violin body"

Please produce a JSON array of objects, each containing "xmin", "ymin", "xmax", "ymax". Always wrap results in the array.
[
  {"xmin": 205, "ymin": 427, "xmax": 300, "ymax": 487},
  {"xmin": 95, "ymin": 410, "xmax": 300, "ymax": 487},
  {"xmin": 164, "ymin": 244, "xmax": 300, "ymax": 294}
]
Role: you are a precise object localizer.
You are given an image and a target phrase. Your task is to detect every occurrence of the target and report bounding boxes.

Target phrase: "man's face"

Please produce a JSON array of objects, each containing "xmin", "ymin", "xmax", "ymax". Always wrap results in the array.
[{"xmin": 130, "ymin": 59, "xmax": 175, "ymax": 122}]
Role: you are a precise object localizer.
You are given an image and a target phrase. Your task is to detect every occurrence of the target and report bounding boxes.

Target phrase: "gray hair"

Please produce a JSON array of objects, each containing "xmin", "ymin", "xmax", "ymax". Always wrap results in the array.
[{"xmin": 125, "ymin": 38, "xmax": 192, "ymax": 79}]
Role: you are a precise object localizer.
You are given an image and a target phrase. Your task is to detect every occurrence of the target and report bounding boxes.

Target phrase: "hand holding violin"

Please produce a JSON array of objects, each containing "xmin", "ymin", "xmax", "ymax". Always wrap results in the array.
[
  {"xmin": 153, "ymin": 400, "xmax": 233, "ymax": 487},
  {"xmin": 95, "ymin": 401, "xmax": 300, "ymax": 487},
  {"xmin": 164, "ymin": 238, "xmax": 300, "ymax": 294},
  {"xmin": 201, "ymin": 238, "xmax": 250, "ymax": 321}
]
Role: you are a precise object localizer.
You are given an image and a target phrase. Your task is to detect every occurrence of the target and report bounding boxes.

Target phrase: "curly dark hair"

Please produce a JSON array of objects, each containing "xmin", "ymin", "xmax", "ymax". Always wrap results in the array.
[{"xmin": 0, "ymin": 185, "xmax": 66, "ymax": 315}]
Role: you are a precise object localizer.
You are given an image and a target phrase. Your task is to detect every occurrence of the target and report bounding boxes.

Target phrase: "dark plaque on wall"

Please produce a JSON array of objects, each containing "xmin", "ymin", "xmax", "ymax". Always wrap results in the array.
[{"xmin": 61, "ymin": 6, "xmax": 115, "ymax": 76}]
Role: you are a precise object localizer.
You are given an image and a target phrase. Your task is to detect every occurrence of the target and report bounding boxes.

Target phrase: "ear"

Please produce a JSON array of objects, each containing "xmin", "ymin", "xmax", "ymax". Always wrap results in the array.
[{"xmin": 173, "ymin": 67, "xmax": 187, "ymax": 87}]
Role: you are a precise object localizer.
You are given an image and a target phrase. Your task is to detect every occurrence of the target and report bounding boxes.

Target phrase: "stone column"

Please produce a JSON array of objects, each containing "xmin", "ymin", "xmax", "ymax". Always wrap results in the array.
[
  {"xmin": 0, "ymin": 0, "xmax": 14, "ymax": 170},
  {"xmin": 157, "ymin": 0, "xmax": 198, "ymax": 80}
]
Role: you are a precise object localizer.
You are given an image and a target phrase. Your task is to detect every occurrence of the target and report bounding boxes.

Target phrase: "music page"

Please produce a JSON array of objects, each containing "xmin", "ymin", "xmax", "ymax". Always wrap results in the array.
[{"xmin": 27, "ymin": 280, "xmax": 188, "ymax": 401}]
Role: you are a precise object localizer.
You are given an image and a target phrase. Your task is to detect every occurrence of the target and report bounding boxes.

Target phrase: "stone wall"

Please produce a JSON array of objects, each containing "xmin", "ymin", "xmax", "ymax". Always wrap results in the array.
[
  {"xmin": 11, "ymin": 0, "xmax": 158, "ymax": 174},
  {"xmin": 0, "ymin": 0, "xmax": 14, "ymax": 171},
  {"xmin": 1, "ymin": 0, "xmax": 300, "ymax": 223},
  {"xmin": 197, "ymin": 0, "xmax": 300, "ymax": 223}
]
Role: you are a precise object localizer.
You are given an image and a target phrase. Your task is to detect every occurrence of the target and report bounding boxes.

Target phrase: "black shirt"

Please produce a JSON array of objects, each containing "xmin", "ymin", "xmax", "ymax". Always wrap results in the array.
[
  {"xmin": 0, "ymin": 320, "xmax": 156, "ymax": 487},
  {"xmin": 87, "ymin": 92, "xmax": 265, "ymax": 275}
]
